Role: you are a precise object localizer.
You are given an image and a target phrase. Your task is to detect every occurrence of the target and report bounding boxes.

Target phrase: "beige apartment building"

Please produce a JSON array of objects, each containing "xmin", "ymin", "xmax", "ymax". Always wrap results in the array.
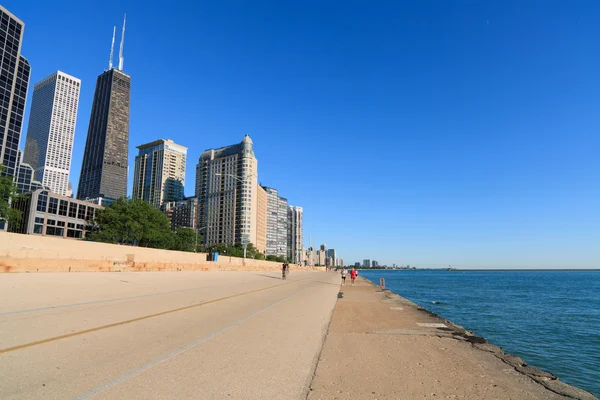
[
  {"xmin": 195, "ymin": 134, "xmax": 258, "ymax": 247},
  {"xmin": 132, "ymin": 139, "xmax": 187, "ymax": 208},
  {"xmin": 256, "ymin": 184, "xmax": 267, "ymax": 254}
]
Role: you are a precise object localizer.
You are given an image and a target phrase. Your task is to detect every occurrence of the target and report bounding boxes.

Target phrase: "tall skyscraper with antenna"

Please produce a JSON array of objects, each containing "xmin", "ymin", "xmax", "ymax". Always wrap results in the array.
[{"xmin": 77, "ymin": 15, "xmax": 130, "ymax": 200}]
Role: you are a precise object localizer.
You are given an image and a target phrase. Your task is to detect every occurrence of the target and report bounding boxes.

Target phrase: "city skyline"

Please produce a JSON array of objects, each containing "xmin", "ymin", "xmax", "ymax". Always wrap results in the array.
[{"xmin": 4, "ymin": 1, "xmax": 599, "ymax": 268}]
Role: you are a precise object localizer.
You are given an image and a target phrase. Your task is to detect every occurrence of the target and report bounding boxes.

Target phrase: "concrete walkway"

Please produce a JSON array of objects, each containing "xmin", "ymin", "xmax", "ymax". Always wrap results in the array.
[
  {"xmin": 0, "ymin": 270, "xmax": 340, "ymax": 399},
  {"xmin": 308, "ymin": 277, "xmax": 596, "ymax": 400}
]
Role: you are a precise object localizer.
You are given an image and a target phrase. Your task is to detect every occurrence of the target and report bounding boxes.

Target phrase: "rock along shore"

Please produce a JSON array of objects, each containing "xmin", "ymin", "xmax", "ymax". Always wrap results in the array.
[{"xmin": 307, "ymin": 276, "xmax": 597, "ymax": 400}]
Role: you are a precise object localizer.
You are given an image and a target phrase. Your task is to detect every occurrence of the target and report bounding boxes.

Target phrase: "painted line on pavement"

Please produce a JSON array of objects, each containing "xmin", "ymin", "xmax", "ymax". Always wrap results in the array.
[
  {"xmin": 0, "ymin": 273, "xmax": 285, "ymax": 317},
  {"xmin": 74, "ymin": 287, "xmax": 309, "ymax": 400},
  {"xmin": 0, "ymin": 278, "xmax": 306, "ymax": 355}
]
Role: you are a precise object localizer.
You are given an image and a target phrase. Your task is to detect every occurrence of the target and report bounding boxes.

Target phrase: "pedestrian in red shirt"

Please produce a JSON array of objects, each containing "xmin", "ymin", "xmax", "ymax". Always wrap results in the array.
[{"xmin": 350, "ymin": 268, "xmax": 358, "ymax": 286}]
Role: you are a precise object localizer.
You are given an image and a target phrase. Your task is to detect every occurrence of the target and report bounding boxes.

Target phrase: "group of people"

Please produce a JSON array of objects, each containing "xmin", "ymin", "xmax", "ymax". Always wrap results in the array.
[
  {"xmin": 340, "ymin": 267, "xmax": 358, "ymax": 286},
  {"xmin": 281, "ymin": 263, "xmax": 359, "ymax": 285}
]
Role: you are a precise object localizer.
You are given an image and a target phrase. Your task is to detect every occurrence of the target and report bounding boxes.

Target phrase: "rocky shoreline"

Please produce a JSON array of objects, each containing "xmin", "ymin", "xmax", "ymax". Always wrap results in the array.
[
  {"xmin": 307, "ymin": 276, "xmax": 597, "ymax": 400},
  {"xmin": 379, "ymin": 286, "xmax": 597, "ymax": 400}
]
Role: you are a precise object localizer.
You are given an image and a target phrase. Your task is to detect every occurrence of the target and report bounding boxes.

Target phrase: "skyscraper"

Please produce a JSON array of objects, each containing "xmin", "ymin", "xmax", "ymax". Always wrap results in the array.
[
  {"xmin": 195, "ymin": 134, "xmax": 258, "ymax": 246},
  {"xmin": 77, "ymin": 17, "xmax": 130, "ymax": 200},
  {"xmin": 326, "ymin": 248, "xmax": 336, "ymax": 267},
  {"xmin": 23, "ymin": 71, "xmax": 81, "ymax": 196},
  {"xmin": 132, "ymin": 139, "xmax": 187, "ymax": 208},
  {"xmin": 288, "ymin": 206, "xmax": 303, "ymax": 264},
  {"xmin": 0, "ymin": 6, "xmax": 30, "ymax": 178},
  {"xmin": 256, "ymin": 184, "xmax": 267, "ymax": 254},
  {"xmin": 263, "ymin": 186, "xmax": 288, "ymax": 258}
]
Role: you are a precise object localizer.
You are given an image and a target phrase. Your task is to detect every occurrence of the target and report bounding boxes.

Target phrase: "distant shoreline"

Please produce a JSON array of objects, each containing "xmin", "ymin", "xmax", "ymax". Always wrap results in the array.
[{"xmin": 356, "ymin": 268, "xmax": 599, "ymax": 271}]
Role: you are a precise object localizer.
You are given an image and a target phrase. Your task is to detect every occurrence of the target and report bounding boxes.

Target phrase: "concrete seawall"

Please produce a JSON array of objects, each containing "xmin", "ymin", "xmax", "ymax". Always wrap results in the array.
[
  {"xmin": 0, "ymin": 232, "xmax": 313, "ymax": 273},
  {"xmin": 308, "ymin": 276, "xmax": 597, "ymax": 400}
]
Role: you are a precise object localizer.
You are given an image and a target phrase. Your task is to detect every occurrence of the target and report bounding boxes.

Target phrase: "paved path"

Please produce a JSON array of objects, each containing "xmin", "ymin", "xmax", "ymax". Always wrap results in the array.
[
  {"xmin": 0, "ymin": 270, "xmax": 340, "ymax": 399},
  {"xmin": 308, "ymin": 277, "xmax": 595, "ymax": 400}
]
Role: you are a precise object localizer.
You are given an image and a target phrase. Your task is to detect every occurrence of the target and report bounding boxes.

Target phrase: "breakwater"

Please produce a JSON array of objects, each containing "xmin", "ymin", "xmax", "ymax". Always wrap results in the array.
[
  {"xmin": 360, "ymin": 270, "xmax": 599, "ymax": 398},
  {"xmin": 308, "ymin": 276, "xmax": 597, "ymax": 399}
]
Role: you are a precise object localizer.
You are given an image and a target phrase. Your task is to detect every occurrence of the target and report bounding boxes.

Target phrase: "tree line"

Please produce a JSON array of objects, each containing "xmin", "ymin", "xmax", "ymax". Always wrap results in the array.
[
  {"xmin": 1, "ymin": 175, "xmax": 289, "ymax": 261},
  {"xmin": 89, "ymin": 198, "xmax": 281, "ymax": 260}
]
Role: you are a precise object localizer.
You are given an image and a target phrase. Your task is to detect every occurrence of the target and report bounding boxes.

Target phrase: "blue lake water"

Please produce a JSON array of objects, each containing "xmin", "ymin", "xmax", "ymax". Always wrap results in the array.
[{"xmin": 360, "ymin": 270, "xmax": 600, "ymax": 397}]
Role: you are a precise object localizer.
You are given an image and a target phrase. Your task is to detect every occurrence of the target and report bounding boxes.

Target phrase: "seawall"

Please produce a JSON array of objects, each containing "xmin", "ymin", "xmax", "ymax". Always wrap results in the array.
[
  {"xmin": 0, "ymin": 232, "xmax": 312, "ymax": 273},
  {"xmin": 308, "ymin": 276, "xmax": 597, "ymax": 400}
]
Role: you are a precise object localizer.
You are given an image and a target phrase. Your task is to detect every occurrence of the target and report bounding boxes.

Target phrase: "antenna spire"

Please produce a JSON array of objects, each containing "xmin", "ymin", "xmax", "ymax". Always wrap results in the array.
[
  {"xmin": 108, "ymin": 26, "xmax": 116, "ymax": 70},
  {"xmin": 118, "ymin": 13, "xmax": 126, "ymax": 71}
]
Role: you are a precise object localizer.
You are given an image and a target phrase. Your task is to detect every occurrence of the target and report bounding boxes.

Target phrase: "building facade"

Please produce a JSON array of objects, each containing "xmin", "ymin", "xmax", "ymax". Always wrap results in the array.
[
  {"xmin": 132, "ymin": 139, "xmax": 186, "ymax": 208},
  {"xmin": 287, "ymin": 205, "xmax": 303, "ymax": 264},
  {"xmin": 11, "ymin": 188, "xmax": 103, "ymax": 239},
  {"xmin": 15, "ymin": 149, "xmax": 44, "ymax": 193},
  {"xmin": 195, "ymin": 134, "xmax": 258, "ymax": 247},
  {"xmin": 22, "ymin": 71, "xmax": 80, "ymax": 196},
  {"xmin": 363, "ymin": 259, "xmax": 371, "ymax": 268},
  {"xmin": 77, "ymin": 67, "xmax": 130, "ymax": 200},
  {"xmin": 0, "ymin": 6, "xmax": 30, "ymax": 179},
  {"xmin": 326, "ymin": 249, "xmax": 337, "ymax": 267},
  {"xmin": 263, "ymin": 186, "xmax": 288, "ymax": 258},
  {"xmin": 163, "ymin": 196, "xmax": 197, "ymax": 231},
  {"xmin": 256, "ymin": 184, "xmax": 267, "ymax": 254}
]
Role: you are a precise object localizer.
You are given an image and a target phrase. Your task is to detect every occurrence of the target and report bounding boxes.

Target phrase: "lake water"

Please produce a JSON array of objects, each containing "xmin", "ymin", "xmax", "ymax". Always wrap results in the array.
[{"xmin": 360, "ymin": 269, "xmax": 600, "ymax": 397}]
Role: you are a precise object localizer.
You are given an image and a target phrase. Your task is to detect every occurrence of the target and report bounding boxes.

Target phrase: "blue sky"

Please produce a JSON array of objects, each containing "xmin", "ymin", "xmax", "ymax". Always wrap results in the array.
[{"xmin": 6, "ymin": 0, "xmax": 600, "ymax": 268}]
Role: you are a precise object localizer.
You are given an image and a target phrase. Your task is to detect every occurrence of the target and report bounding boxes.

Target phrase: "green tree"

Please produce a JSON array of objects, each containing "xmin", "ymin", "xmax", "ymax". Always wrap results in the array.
[
  {"xmin": 254, "ymin": 252, "xmax": 265, "ymax": 260},
  {"xmin": 0, "ymin": 165, "xmax": 21, "ymax": 229},
  {"xmin": 89, "ymin": 198, "xmax": 174, "ymax": 248},
  {"xmin": 266, "ymin": 255, "xmax": 277, "ymax": 261},
  {"xmin": 170, "ymin": 227, "xmax": 197, "ymax": 252}
]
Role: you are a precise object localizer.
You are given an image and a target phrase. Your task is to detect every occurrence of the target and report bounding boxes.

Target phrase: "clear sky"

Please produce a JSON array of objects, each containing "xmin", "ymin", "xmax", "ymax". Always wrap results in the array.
[{"xmin": 6, "ymin": 0, "xmax": 600, "ymax": 268}]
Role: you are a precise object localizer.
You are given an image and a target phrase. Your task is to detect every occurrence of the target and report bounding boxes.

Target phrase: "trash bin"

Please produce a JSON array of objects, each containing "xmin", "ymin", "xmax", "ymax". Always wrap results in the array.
[{"xmin": 213, "ymin": 252, "xmax": 219, "ymax": 262}]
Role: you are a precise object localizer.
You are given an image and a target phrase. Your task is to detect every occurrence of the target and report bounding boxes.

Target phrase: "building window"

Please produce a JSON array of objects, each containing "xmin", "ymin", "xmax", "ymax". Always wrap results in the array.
[
  {"xmin": 78, "ymin": 205, "xmax": 86, "ymax": 220},
  {"xmin": 67, "ymin": 229, "xmax": 82, "ymax": 238},
  {"xmin": 33, "ymin": 224, "xmax": 43, "ymax": 234},
  {"xmin": 37, "ymin": 193, "xmax": 48, "ymax": 212},
  {"xmin": 48, "ymin": 197, "xmax": 58, "ymax": 214},
  {"xmin": 69, "ymin": 203, "xmax": 77, "ymax": 218},
  {"xmin": 59, "ymin": 200, "xmax": 68, "ymax": 216}
]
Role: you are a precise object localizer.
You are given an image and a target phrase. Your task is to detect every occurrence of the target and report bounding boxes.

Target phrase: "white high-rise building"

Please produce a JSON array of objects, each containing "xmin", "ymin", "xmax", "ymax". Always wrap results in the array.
[
  {"xmin": 23, "ymin": 71, "xmax": 81, "ymax": 196},
  {"xmin": 196, "ymin": 134, "xmax": 258, "ymax": 246}
]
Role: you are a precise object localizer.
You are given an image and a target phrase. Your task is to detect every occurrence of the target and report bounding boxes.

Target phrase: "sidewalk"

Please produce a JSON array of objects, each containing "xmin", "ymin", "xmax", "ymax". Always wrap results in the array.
[{"xmin": 307, "ymin": 277, "xmax": 596, "ymax": 400}]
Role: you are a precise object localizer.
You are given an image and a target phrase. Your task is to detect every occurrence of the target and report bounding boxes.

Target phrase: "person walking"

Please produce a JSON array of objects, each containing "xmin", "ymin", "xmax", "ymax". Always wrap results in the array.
[
  {"xmin": 282, "ymin": 262, "xmax": 287, "ymax": 280},
  {"xmin": 341, "ymin": 268, "xmax": 347, "ymax": 285},
  {"xmin": 350, "ymin": 268, "xmax": 358, "ymax": 286}
]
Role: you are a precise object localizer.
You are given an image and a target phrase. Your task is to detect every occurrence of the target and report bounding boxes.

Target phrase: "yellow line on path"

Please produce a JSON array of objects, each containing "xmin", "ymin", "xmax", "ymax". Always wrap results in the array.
[{"xmin": 0, "ymin": 278, "xmax": 298, "ymax": 355}]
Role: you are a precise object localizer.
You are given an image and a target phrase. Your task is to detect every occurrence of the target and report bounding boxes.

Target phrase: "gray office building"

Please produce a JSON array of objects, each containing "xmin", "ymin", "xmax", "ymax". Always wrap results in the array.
[
  {"xmin": 263, "ymin": 186, "xmax": 288, "ymax": 258},
  {"xmin": 0, "ymin": 6, "xmax": 30, "ymax": 179},
  {"xmin": 287, "ymin": 205, "xmax": 303, "ymax": 264},
  {"xmin": 77, "ymin": 18, "xmax": 130, "ymax": 200}
]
